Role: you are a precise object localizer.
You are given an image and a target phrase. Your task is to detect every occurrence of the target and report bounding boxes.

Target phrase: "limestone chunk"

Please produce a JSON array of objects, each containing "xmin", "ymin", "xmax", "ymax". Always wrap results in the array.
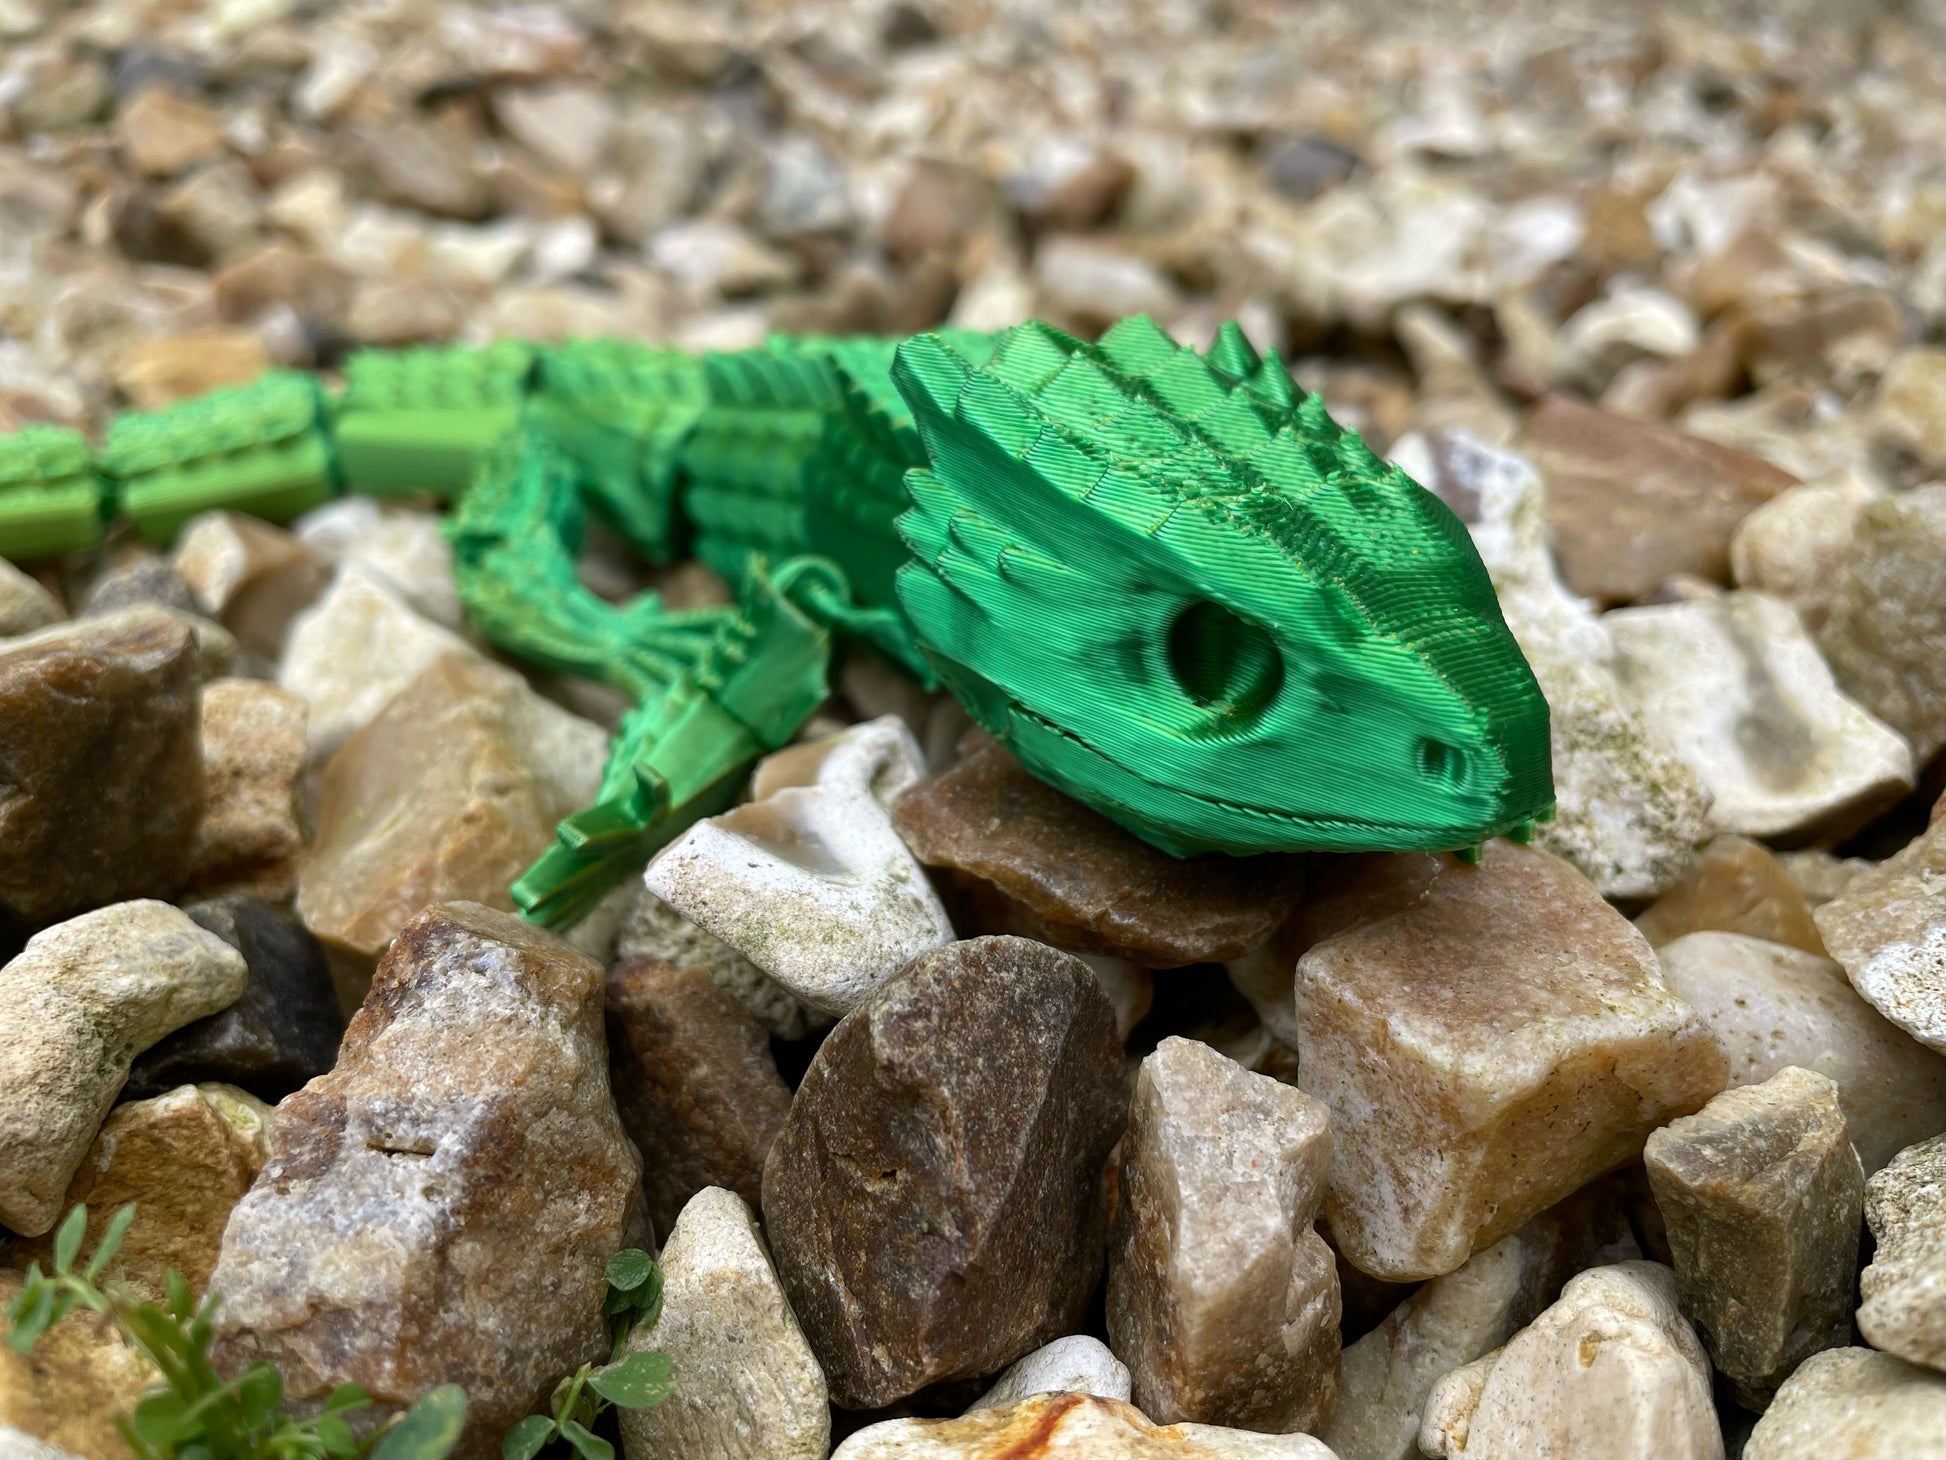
[
  {"xmin": 0, "ymin": 1269, "xmax": 152, "ymax": 1459},
  {"xmin": 1296, "ymin": 842, "xmax": 1726, "ymax": 1280},
  {"xmin": 1746, "ymin": 1348, "xmax": 1946, "ymax": 1460},
  {"xmin": 0, "ymin": 901, "xmax": 247, "ymax": 1236},
  {"xmin": 968, "ymin": 1336, "xmax": 1133, "ymax": 1411},
  {"xmin": 1418, "ymin": 1263, "xmax": 1722, "ymax": 1459},
  {"xmin": 187, "ymin": 678, "xmax": 307, "ymax": 899},
  {"xmin": 647, "ymin": 717, "xmax": 954, "ymax": 1018},
  {"xmin": 1858, "ymin": 1134, "xmax": 1946, "ymax": 1373},
  {"xmin": 1657, "ymin": 931, "xmax": 1946, "ymax": 1175},
  {"xmin": 616, "ymin": 888, "xmax": 823, "ymax": 1041},
  {"xmin": 1607, "ymin": 592, "xmax": 1913, "ymax": 841},
  {"xmin": 1108, "ymin": 1036, "xmax": 1339, "ymax": 1433},
  {"xmin": 1729, "ymin": 471, "xmax": 1881, "ymax": 632},
  {"xmin": 1634, "ymin": 835, "xmax": 1825, "ymax": 956},
  {"xmin": 208, "ymin": 903, "xmax": 641, "ymax": 1457},
  {"xmin": 831, "ymin": 1394, "xmax": 1341, "ymax": 1459},
  {"xmin": 292, "ymin": 498, "xmax": 464, "ymax": 630},
  {"xmin": 1814, "ymin": 818, "xmax": 1946, "ymax": 1055},
  {"xmin": 617, "ymin": 1188, "xmax": 828, "ymax": 1460},
  {"xmin": 170, "ymin": 510, "xmax": 327, "ymax": 660},
  {"xmin": 1644, "ymin": 1067, "xmax": 1864, "ymax": 1404}
]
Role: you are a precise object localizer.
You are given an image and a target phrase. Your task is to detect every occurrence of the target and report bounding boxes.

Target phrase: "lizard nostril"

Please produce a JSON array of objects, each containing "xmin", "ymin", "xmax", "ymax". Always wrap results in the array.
[
  {"xmin": 1418, "ymin": 738, "xmax": 1468, "ymax": 786},
  {"xmin": 1166, "ymin": 599, "xmax": 1284, "ymax": 717}
]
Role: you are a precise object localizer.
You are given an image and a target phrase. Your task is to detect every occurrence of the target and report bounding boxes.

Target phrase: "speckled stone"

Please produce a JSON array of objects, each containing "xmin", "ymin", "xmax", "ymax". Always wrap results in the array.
[
  {"xmin": 968, "ymin": 1336, "xmax": 1133, "ymax": 1411},
  {"xmin": 186, "ymin": 677, "xmax": 307, "ymax": 899},
  {"xmin": 0, "ymin": 1268, "xmax": 152, "ymax": 1459},
  {"xmin": 831, "ymin": 1394, "xmax": 1342, "ymax": 1458},
  {"xmin": 1745, "ymin": 1349, "xmax": 1946, "ymax": 1460},
  {"xmin": 1858, "ymin": 1134, "xmax": 1946, "ymax": 1374},
  {"xmin": 1814, "ymin": 818, "xmax": 1946, "ymax": 1056},
  {"xmin": 616, "ymin": 889, "xmax": 824, "ymax": 1042}
]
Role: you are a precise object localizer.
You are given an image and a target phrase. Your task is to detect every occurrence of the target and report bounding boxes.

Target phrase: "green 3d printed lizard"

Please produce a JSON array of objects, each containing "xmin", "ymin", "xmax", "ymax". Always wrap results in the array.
[{"xmin": 0, "ymin": 315, "xmax": 1553, "ymax": 929}]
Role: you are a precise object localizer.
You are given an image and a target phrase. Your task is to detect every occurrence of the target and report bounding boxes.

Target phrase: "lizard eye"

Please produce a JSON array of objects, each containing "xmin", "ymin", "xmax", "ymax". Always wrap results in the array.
[
  {"xmin": 1418, "ymin": 738, "xmax": 1468, "ymax": 786},
  {"xmin": 1166, "ymin": 599, "xmax": 1284, "ymax": 717}
]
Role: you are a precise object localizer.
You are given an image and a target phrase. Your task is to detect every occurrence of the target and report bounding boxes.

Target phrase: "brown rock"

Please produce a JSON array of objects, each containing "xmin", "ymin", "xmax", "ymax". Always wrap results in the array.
[
  {"xmin": 1635, "ymin": 835, "xmax": 1826, "ymax": 957},
  {"xmin": 212, "ymin": 243, "xmax": 352, "ymax": 327},
  {"xmin": 0, "ymin": 610, "xmax": 203, "ymax": 928},
  {"xmin": 296, "ymin": 653, "xmax": 605, "ymax": 961},
  {"xmin": 208, "ymin": 903, "xmax": 641, "ymax": 1459},
  {"xmin": 186, "ymin": 679, "xmax": 306, "ymax": 899},
  {"xmin": 115, "ymin": 86, "xmax": 225, "ymax": 178},
  {"xmin": 762, "ymin": 936, "xmax": 1127, "ymax": 1409},
  {"xmin": 884, "ymin": 162, "xmax": 1000, "ymax": 263},
  {"xmin": 606, "ymin": 957, "xmax": 792, "ymax": 1240},
  {"xmin": 1645, "ymin": 1067, "xmax": 1864, "ymax": 1406},
  {"xmin": 0, "ymin": 1268, "xmax": 150, "ymax": 1460},
  {"xmin": 1520, "ymin": 395, "xmax": 1797, "ymax": 604},
  {"xmin": 354, "ymin": 120, "xmax": 491, "ymax": 220},
  {"xmin": 1297, "ymin": 841, "xmax": 1728, "ymax": 1281},
  {"xmin": 892, "ymin": 735, "xmax": 1302, "ymax": 966}
]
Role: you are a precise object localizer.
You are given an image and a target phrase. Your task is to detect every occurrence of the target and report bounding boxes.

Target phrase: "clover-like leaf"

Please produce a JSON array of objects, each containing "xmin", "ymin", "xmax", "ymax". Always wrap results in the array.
[
  {"xmin": 603, "ymin": 1250, "xmax": 653, "ymax": 1293},
  {"xmin": 314, "ymin": 1413, "xmax": 360, "ymax": 1456},
  {"xmin": 369, "ymin": 1384, "xmax": 468, "ymax": 1460},
  {"xmin": 129, "ymin": 1391, "xmax": 190, "ymax": 1449},
  {"xmin": 326, "ymin": 1383, "xmax": 373, "ymax": 1415},
  {"xmin": 237, "ymin": 1362, "xmax": 284, "ymax": 1430},
  {"xmin": 557, "ymin": 1420, "xmax": 613, "ymax": 1460},
  {"xmin": 588, "ymin": 1349, "xmax": 672, "ymax": 1411},
  {"xmin": 500, "ymin": 1413, "xmax": 557, "ymax": 1460}
]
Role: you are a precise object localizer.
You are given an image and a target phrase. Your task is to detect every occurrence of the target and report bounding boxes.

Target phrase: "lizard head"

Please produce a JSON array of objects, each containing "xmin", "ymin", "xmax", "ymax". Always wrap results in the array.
[{"xmin": 889, "ymin": 315, "xmax": 1553, "ymax": 857}]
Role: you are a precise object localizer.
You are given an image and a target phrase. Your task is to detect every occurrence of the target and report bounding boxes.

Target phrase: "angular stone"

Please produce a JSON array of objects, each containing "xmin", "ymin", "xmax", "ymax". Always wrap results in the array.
[
  {"xmin": 186, "ymin": 678, "xmax": 307, "ymax": 899},
  {"xmin": 293, "ymin": 499, "xmax": 464, "ymax": 630},
  {"xmin": 1817, "ymin": 484, "xmax": 1946, "ymax": 764},
  {"xmin": 617, "ymin": 1187, "xmax": 828, "ymax": 1460},
  {"xmin": 79, "ymin": 556, "xmax": 198, "ymax": 619},
  {"xmin": 831, "ymin": 1395, "xmax": 1341, "ymax": 1459},
  {"xmin": 1778, "ymin": 849, "xmax": 1876, "ymax": 906},
  {"xmin": 116, "ymin": 85, "xmax": 225, "ymax": 177},
  {"xmin": 0, "ymin": 1424, "xmax": 94, "ymax": 1460},
  {"xmin": 125, "ymin": 894, "xmax": 344, "ymax": 1103},
  {"xmin": 1418, "ymin": 1263, "xmax": 1721, "ymax": 1459},
  {"xmin": 1607, "ymin": 592, "xmax": 1913, "ymax": 841},
  {"xmin": 1815, "ymin": 818, "xmax": 1946, "ymax": 1055},
  {"xmin": 0, "ymin": 609, "xmax": 203, "ymax": 926},
  {"xmin": 607, "ymin": 957, "xmax": 792, "ymax": 1240},
  {"xmin": 1644, "ymin": 1067, "xmax": 1864, "ymax": 1405},
  {"xmin": 1657, "ymin": 931, "xmax": 1946, "ymax": 1176},
  {"xmin": 616, "ymin": 889, "xmax": 824, "ymax": 1041},
  {"xmin": 208, "ymin": 902, "xmax": 641, "ymax": 1456},
  {"xmin": 114, "ymin": 330, "xmax": 270, "ymax": 411},
  {"xmin": 0, "ymin": 1268, "xmax": 152, "ymax": 1459},
  {"xmin": 0, "ymin": 901, "xmax": 247, "ymax": 1235},
  {"xmin": 1108, "ymin": 1036, "xmax": 1340, "ymax": 1433},
  {"xmin": 968, "ymin": 1336, "xmax": 1133, "ymax": 1411},
  {"xmin": 1634, "ymin": 836, "xmax": 1826, "ymax": 956},
  {"xmin": 7, "ymin": 1082, "xmax": 273, "ymax": 1300},
  {"xmin": 648, "ymin": 718, "xmax": 953, "ymax": 1017},
  {"xmin": 171, "ymin": 510, "xmax": 328, "ymax": 659},
  {"xmin": 278, "ymin": 562, "xmax": 479, "ymax": 762},
  {"xmin": 1746, "ymin": 1349, "xmax": 1946, "ymax": 1460},
  {"xmin": 892, "ymin": 734, "xmax": 1302, "ymax": 966},
  {"xmin": 1296, "ymin": 841, "xmax": 1726, "ymax": 1281},
  {"xmin": 0, "ymin": 559, "xmax": 63, "ymax": 637},
  {"xmin": 1730, "ymin": 472, "xmax": 1881, "ymax": 633},
  {"xmin": 1321, "ymin": 1182, "xmax": 1642, "ymax": 1460},
  {"xmin": 1521, "ymin": 394, "xmax": 1796, "ymax": 604},
  {"xmin": 1859, "ymin": 1133, "xmax": 1946, "ymax": 1373},
  {"xmin": 1871, "ymin": 347, "xmax": 1946, "ymax": 476},
  {"xmin": 297, "ymin": 653, "xmax": 606, "ymax": 961},
  {"xmin": 762, "ymin": 936, "xmax": 1126, "ymax": 1408},
  {"xmin": 1404, "ymin": 431, "xmax": 1711, "ymax": 899}
]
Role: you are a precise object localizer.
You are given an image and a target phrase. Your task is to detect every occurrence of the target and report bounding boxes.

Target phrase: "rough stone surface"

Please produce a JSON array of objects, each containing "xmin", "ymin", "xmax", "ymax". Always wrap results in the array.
[
  {"xmin": 171, "ymin": 510, "xmax": 329, "ymax": 661},
  {"xmin": 1606, "ymin": 592, "xmax": 1913, "ymax": 841},
  {"xmin": 1814, "ymin": 818, "xmax": 1946, "ymax": 1055},
  {"xmin": 607, "ymin": 957, "xmax": 792, "ymax": 1240},
  {"xmin": 1634, "ymin": 835, "xmax": 1826, "ymax": 956},
  {"xmin": 616, "ymin": 889, "xmax": 823, "ymax": 1041},
  {"xmin": 1296, "ymin": 841, "xmax": 1726, "ymax": 1281},
  {"xmin": 968, "ymin": 1336, "xmax": 1133, "ymax": 1411},
  {"xmin": 762, "ymin": 936, "xmax": 1127, "ymax": 1408},
  {"xmin": 186, "ymin": 677, "xmax": 307, "ymax": 899},
  {"xmin": 831, "ymin": 1394, "xmax": 1342, "ymax": 1459},
  {"xmin": 1657, "ymin": 930, "xmax": 1946, "ymax": 1176},
  {"xmin": 1858, "ymin": 1133, "xmax": 1946, "ymax": 1374},
  {"xmin": 6, "ymin": 1082, "xmax": 274, "ymax": 1299},
  {"xmin": 0, "ymin": 559, "xmax": 64, "ymax": 637},
  {"xmin": 207, "ymin": 902, "xmax": 642, "ymax": 1459},
  {"xmin": 296, "ymin": 652, "xmax": 606, "ymax": 961},
  {"xmin": 1521, "ymin": 394, "xmax": 1796, "ymax": 605},
  {"xmin": 648, "ymin": 717, "xmax": 953, "ymax": 1017},
  {"xmin": 1745, "ymin": 1348, "xmax": 1946, "ymax": 1460},
  {"xmin": 1418, "ymin": 1263, "xmax": 1722, "ymax": 1459},
  {"xmin": 1644, "ymin": 1067, "xmax": 1864, "ymax": 1405},
  {"xmin": 124, "ymin": 894, "xmax": 344, "ymax": 1103},
  {"xmin": 1108, "ymin": 1036, "xmax": 1340, "ymax": 1433},
  {"xmin": 1730, "ymin": 472, "xmax": 1881, "ymax": 632},
  {"xmin": 0, "ymin": 1268, "xmax": 152, "ymax": 1460},
  {"xmin": 1817, "ymin": 483, "xmax": 1946, "ymax": 765},
  {"xmin": 617, "ymin": 1187, "xmax": 828, "ymax": 1460},
  {"xmin": 0, "ymin": 901, "xmax": 247, "ymax": 1236},
  {"xmin": 0, "ymin": 1425, "xmax": 94, "ymax": 1460},
  {"xmin": 892, "ymin": 733, "xmax": 1303, "ymax": 966},
  {"xmin": 0, "ymin": 609, "xmax": 204, "ymax": 927}
]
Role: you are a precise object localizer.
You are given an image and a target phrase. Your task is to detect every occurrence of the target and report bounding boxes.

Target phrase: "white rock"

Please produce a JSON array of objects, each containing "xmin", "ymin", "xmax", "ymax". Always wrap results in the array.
[
  {"xmin": 615, "ymin": 890, "xmax": 824, "ymax": 1042},
  {"xmin": 0, "ymin": 1426, "xmax": 89, "ymax": 1460},
  {"xmin": 1034, "ymin": 238, "xmax": 1180, "ymax": 322},
  {"xmin": 278, "ymin": 561, "xmax": 478, "ymax": 761},
  {"xmin": 618, "ymin": 1188, "xmax": 827, "ymax": 1460},
  {"xmin": 967, "ymin": 1336, "xmax": 1132, "ymax": 1412},
  {"xmin": 1858, "ymin": 1134, "xmax": 1946, "ymax": 1373},
  {"xmin": 0, "ymin": 902, "xmax": 248, "ymax": 1235},
  {"xmin": 646, "ymin": 717, "xmax": 954, "ymax": 1017},
  {"xmin": 1730, "ymin": 472, "xmax": 1882, "ymax": 631},
  {"xmin": 1553, "ymin": 283, "xmax": 1700, "ymax": 394},
  {"xmin": 1605, "ymin": 592, "xmax": 1913, "ymax": 841},
  {"xmin": 833, "ymin": 1394, "xmax": 1341, "ymax": 1458},
  {"xmin": 0, "ymin": 558, "xmax": 63, "ymax": 637},
  {"xmin": 1814, "ymin": 819, "xmax": 1946, "ymax": 1057},
  {"xmin": 1418, "ymin": 1263, "xmax": 1722, "ymax": 1460},
  {"xmin": 291, "ymin": 500, "xmax": 464, "ymax": 629},
  {"xmin": 1656, "ymin": 931, "xmax": 1946, "ymax": 1176},
  {"xmin": 1746, "ymin": 1348, "xmax": 1946, "ymax": 1459}
]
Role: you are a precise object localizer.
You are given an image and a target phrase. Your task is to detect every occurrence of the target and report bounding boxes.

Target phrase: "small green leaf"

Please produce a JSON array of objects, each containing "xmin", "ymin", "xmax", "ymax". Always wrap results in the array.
[
  {"xmin": 601, "ymin": 1286, "xmax": 634, "ymax": 1318},
  {"xmin": 557, "ymin": 1420, "xmax": 613, "ymax": 1460},
  {"xmin": 237, "ymin": 1362, "xmax": 283, "ymax": 1429},
  {"xmin": 587, "ymin": 1350, "xmax": 672, "ymax": 1410},
  {"xmin": 52, "ymin": 1205, "xmax": 88, "ymax": 1274},
  {"xmin": 314, "ymin": 1413, "xmax": 360, "ymax": 1456},
  {"xmin": 85, "ymin": 1204, "xmax": 138, "ymax": 1281},
  {"xmin": 4, "ymin": 1275, "xmax": 56, "ymax": 1354},
  {"xmin": 166, "ymin": 1270, "xmax": 196, "ymax": 1322},
  {"xmin": 499, "ymin": 1414, "xmax": 556, "ymax": 1460},
  {"xmin": 603, "ymin": 1250, "xmax": 654, "ymax": 1293},
  {"xmin": 369, "ymin": 1383, "xmax": 468, "ymax": 1460},
  {"xmin": 326, "ymin": 1382, "xmax": 374, "ymax": 1414},
  {"xmin": 130, "ymin": 1391, "xmax": 190, "ymax": 1448}
]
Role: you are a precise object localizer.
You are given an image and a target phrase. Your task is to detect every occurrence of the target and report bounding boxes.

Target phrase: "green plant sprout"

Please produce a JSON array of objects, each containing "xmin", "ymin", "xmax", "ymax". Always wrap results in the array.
[
  {"xmin": 500, "ymin": 1248, "xmax": 673, "ymax": 1460},
  {"xmin": 4, "ymin": 1204, "xmax": 466, "ymax": 1460}
]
